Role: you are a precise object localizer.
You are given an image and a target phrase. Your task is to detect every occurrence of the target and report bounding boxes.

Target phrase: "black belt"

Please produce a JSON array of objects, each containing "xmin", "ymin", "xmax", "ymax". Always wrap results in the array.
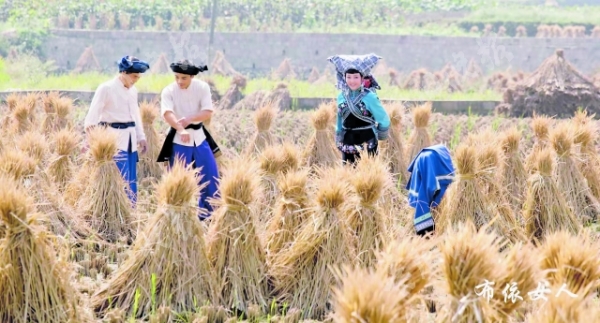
[
  {"xmin": 99, "ymin": 121, "xmax": 136, "ymax": 129},
  {"xmin": 156, "ymin": 123, "xmax": 221, "ymax": 162}
]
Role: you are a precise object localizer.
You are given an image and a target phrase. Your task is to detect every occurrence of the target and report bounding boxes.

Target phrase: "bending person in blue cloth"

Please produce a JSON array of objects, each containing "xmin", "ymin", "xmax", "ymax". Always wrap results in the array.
[
  {"xmin": 406, "ymin": 144, "xmax": 455, "ymax": 237},
  {"xmin": 84, "ymin": 55, "xmax": 149, "ymax": 206},
  {"xmin": 156, "ymin": 59, "xmax": 220, "ymax": 220},
  {"xmin": 328, "ymin": 54, "xmax": 390, "ymax": 165}
]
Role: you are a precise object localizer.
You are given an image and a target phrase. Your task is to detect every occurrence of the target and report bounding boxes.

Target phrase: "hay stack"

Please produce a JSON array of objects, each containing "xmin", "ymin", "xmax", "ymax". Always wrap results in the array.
[
  {"xmin": 205, "ymin": 78, "xmax": 222, "ymax": 102},
  {"xmin": 137, "ymin": 101, "xmax": 163, "ymax": 181},
  {"xmin": 92, "ymin": 160, "xmax": 216, "ymax": 318},
  {"xmin": 150, "ymin": 53, "xmax": 171, "ymax": 74},
  {"xmin": 0, "ymin": 174, "xmax": 88, "ymax": 323},
  {"xmin": 525, "ymin": 115, "xmax": 552, "ymax": 173},
  {"xmin": 550, "ymin": 124, "xmax": 600, "ymax": 223},
  {"xmin": 78, "ymin": 127, "xmax": 135, "ymax": 243},
  {"xmin": 516, "ymin": 25, "xmax": 527, "ymax": 37},
  {"xmin": 307, "ymin": 67, "xmax": 320, "ymax": 83},
  {"xmin": 303, "ymin": 101, "xmax": 340, "ymax": 168},
  {"xmin": 41, "ymin": 91, "xmax": 61, "ymax": 132},
  {"xmin": 218, "ymin": 75, "xmax": 246, "ymax": 110},
  {"xmin": 11, "ymin": 101, "xmax": 32, "ymax": 134},
  {"xmin": 347, "ymin": 154, "xmax": 389, "ymax": 268},
  {"xmin": 271, "ymin": 167, "xmax": 357, "ymax": 320},
  {"xmin": 232, "ymin": 89, "xmax": 268, "ymax": 110},
  {"xmin": 0, "ymin": 149, "xmax": 37, "ymax": 181},
  {"xmin": 593, "ymin": 25, "xmax": 600, "ymax": 38},
  {"xmin": 437, "ymin": 223, "xmax": 506, "ymax": 323},
  {"xmin": 64, "ymin": 153, "xmax": 93, "ymax": 207},
  {"xmin": 17, "ymin": 130, "xmax": 48, "ymax": 166},
  {"xmin": 272, "ymin": 58, "xmax": 297, "ymax": 80},
  {"xmin": 403, "ymin": 69, "xmax": 431, "ymax": 91},
  {"xmin": 243, "ymin": 102, "xmax": 277, "ymax": 157},
  {"xmin": 211, "ymin": 50, "xmax": 238, "ymax": 76},
  {"xmin": 406, "ymin": 102, "xmax": 432, "ymax": 165},
  {"xmin": 73, "ymin": 46, "xmax": 102, "ymax": 73},
  {"xmin": 264, "ymin": 83, "xmax": 292, "ymax": 111},
  {"xmin": 383, "ymin": 102, "xmax": 408, "ymax": 184},
  {"xmin": 499, "ymin": 127, "xmax": 527, "ymax": 215},
  {"xmin": 573, "ymin": 122, "xmax": 600, "ymax": 200},
  {"xmin": 528, "ymin": 292, "xmax": 599, "ymax": 323},
  {"xmin": 523, "ymin": 148, "xmax": 581, "ymax": 243},
  {"xmin": 331, "ymin": 265, "xmax": 409, "ymax": 323},
  {"xmin": 205, "ymin": 158, "xmax": 270, "ymax": 312},
  {"xmin": 500, "ymin": 49, "xmax": 600, "ymax": 117}
]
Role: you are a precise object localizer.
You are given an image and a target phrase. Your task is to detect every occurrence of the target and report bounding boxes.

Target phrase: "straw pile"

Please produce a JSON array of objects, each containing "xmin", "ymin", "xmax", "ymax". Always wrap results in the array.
[
  {"xmin": 11, "ymin": 101, "xmax": 32, "ymax": 134},
  {"xmin": 437, "ymin": 223, "xmax": 506, "ymax": 323},
  {"xmin": 272, "ymin": 58, "xmax": 297, "ymax": 80},
  {"xmin": 137, "ymin": 101, "xmax": 163, "ymax": 181},
  {"xmin": 243, "ymin": 102, "xmax": 277, "ymax": 157},
  {"xmin": 499, "ymin": 127, "xmax": 527, "ymax": 215},
  {"xmin": 218, "ymin": 75, "xmax": 246, "ymax": 110},
  {"xmin": 41, "ymin": 91, "xmax": 61, "ymax": 132},
  {"xmin": 150, "ymin": 53, "xmax": 171, "ymax": 74},
  {"xmin": 382, "ymin": 102, "xmax": 408, "ymax": 184},
  {"xmin": 73, "ymin": 46, "xmax": 102, "ymax": 73},
  {"xmin": 16, "ymin": 130, "xmax": 48, "ymax": 166},
  {"xmin": 347, "ymin": 154, "xmax": 389, "ymax": 268},
  {"xmin": 78, "ymin": 127, "xmax": 135, "ymax": 243},
  {"xmin": 307, "ymin": 67, "xmax": 320, "ymax": 83},
  {"xmin": 205, "ymin": 158, "xmax": 270, "ymax": 312},
  {"xmin": 523, "ymin": 148, "xmax": 581, "ymax": 243},
  {"xmin": 64, "ymin": 153, "xmax": 93, "ymax": 207},
  {"xmin": 330, "ymin": 265, "xmax": 409, "ymax": 323},
  {"xmin": 46, "ymin": 129, "xmax": 80, "ymax": 191},
  {"xmin": 271, "ymin": 167, "xmax": 357, "ymax": 320},
  {"xmin": 403, "ymin": 69, "xmax": 431, "ymax": 91},
  {"xmin": 499, "ymin": 49, "xmax": 600, "ymax": 117},
  {"xmin": 92, "ymin": 160, "xmax": 216, "ymax": 319},
  {"xmin": 528, "ymin": 292, "xmax": 599, "ymax": 323},
  {"xmin": 232, "ymin": 90, "xmax": 268, "ymax": 110},
  {"xmin": 0, "ymin": 174, "xmax": 88, "ymax": 323},
  {"xmin": 0, "ymin": 149, "xmax": 37, "ymax": 181},
  {"xmin": 303, "ymin": 101, "xmax": 340, "ymax": 169},
  {"xmin": 211, "ymin": 50, "xmax": 238, "ymax": 76},
  {"xmin": 525, "ymin": 115, "xmax": 552, "ymax": 173},
  {"xmin": 574, "ymin": 122, "xmax": 600, "ymax": 200},
  {"xmin": 550, "ymin": 124, "xmax": 600, "ymax": 223},
  {"xmin": 264, "ymin": 83, "xmax": 292, "ymax": 111},
  {"xmin": 406, "ymin": 102, "xmax": 432, "ymax": 164}
]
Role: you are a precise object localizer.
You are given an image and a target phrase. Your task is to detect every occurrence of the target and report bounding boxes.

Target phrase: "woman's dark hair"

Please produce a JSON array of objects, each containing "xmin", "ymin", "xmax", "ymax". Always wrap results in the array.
[{"xmin": 345, "ymin": 68, "xmax": 363, "ymax": 77}]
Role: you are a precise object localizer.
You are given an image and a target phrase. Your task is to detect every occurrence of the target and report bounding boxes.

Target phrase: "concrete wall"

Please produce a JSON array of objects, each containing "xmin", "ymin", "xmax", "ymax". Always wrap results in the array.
[
  {"xmin": 0, "ymin": 90, "xmax": 499, "ymax": 115},
  {"xmin": 43, "ymin": 29, "xmax": 600, "ymax": 77}
]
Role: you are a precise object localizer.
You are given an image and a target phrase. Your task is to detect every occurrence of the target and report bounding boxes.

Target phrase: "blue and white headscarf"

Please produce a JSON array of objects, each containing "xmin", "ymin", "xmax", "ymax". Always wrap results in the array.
[
  {"xmin": 118, "ymin": 56, "xmax": 150, "ymax": 73},
  {"xmin": 327, "ymin": 53, "xmax": 382, "ymax": 92}
]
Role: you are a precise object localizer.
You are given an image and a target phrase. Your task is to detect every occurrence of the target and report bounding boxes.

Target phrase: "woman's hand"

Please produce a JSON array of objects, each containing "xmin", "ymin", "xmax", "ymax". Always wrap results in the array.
[
  {"xmin": 179, "ymin": 129, "xmax": 191, "ymax": 143},
  {"xmin": 178, "ymin": 116, "xmax": 191, "ymax": 128}
]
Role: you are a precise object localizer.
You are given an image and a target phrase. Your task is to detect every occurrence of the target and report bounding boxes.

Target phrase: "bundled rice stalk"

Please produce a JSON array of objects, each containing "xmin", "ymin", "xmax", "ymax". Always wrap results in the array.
[
  {"xmin": 205, "ymin": 158, "xmax": 270, "ymax": 312},
  {"xmin": 436, "ymin": 223, "xmax": 506, "ymax": 323},
  {"xmin": 0, "ymin": 174, "xmax": 89, "ymax": 323},
  {"xmin": 47, "ymin": 128, "xmax": 80, "ymax": 192},
  {"xmin": 573, "ymin": 122, "xmax": 600, "ymax": 200},
  {"xmin": 525, "ymin": 115, "xmax": 552, "ymax": 173},
  {"xmin": 243, "ymin": 102, "xmax": 277, "ymax": 157},
  {"xmin": 218, "ymin": 75, "xmax": 246, "ymax": 109},
  {"xmin": 77, "ymin": 127, "xmax": 134, "ymax": 243},
  {"xmin": 307, "ymin": 67, "xmax": 320, "ymax": 83},
  {"xmin": 137, "ymin": 101, "xmax": 163, "ymax": 181},
  {"xmin": 528, "ymin": 292, "xmax": 599, "ymax": 323},
  {"xmin": 302, "ymin": 101, "xmax": 340, "ymax": 169},
  {"xmin": 347, "ymin": 154, "xmax": 389, "ymax": 267},
  {"xmin": 24, "ymin": 92, "xmax": 40, "ymax": 125},
  {"xmin": 17, "ymin": 130, "xmax": 48, "ymax": 166},
  {"xmin": 270, "ymin": 166, "xmax": 357, "ymax": 320},
  {"xmin": 499, "ymin": 127, "xmax": 527, "ymax": 215},
  {"xmin": 265, "ymin": 168, "xmax": 312, "ymax": 262},
  {"xmin": 523, "ymin": 148, "xmax": 581, "ymax": 243},
  {"xmin": 550, "ymin": 123, "xmax": 600, "ymax": 223},
  {"xmin": 11, "ymin": 101, "xmax": 32, "ymax": 134},
  {"xmin": 0, "ymin": 149, "xmax": 37, "ymax": 181},
  {"xmin": 41, "ymin": 91, "xmax": 61, "ymax": 133},
  {"xmin": 383, "ymin": 102, "xmax": 408, "ymax": 184},
  {"xmin": 55, "ymin": 97, "xmax": 73, "ymax": 130},
  {"xmin": 330, "ymin": 265, "xmax": 410, "ymax": 323},
  {"xmin": 64, "ymin": 152, "xmax": 93, "ymax": 207},
  {"xmin": 406, "ymin": 102, "xmax": 432, "ymax": 164},
  {"xmin": 436, "ymin": 144, "xmax": 513, "ymax": 239},
  {"xmin": 92, "ymin": 160, "xmax": 216, "ymax": 319}
]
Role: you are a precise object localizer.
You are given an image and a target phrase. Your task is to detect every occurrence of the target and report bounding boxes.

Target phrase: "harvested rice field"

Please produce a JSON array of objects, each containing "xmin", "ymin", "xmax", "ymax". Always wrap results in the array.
[{"xmin": 2, "ymin": 91, "xmax": 600, "ymax": 322}]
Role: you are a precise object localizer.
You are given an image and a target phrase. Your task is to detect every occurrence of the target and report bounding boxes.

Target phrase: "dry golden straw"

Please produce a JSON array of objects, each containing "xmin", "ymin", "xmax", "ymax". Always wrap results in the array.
[
  {"xmin": 205, "ymin": 158, "xmax": 270, "ymax": 312},
  {"xmin": 16, "ymin": 130, "xmax": 48, "ymax": 167},
  {"xmin": 92, "ymin": 160, "xmax": 216, "ymax": 319},
  {"xmin": 573, "ymin": 121, "xmax": 600, "ymax": 201},
  {"xmin": 243, "ymin": 102, "xmax": 277, "ymax": 157},
  {"xmin": 137, "ymin": 100, "xmax": 163, "ymax": 181},
  {"xmin": 500, "ymin": 127, "xmax": 527, "ymax": 216},
  {"xmin": 406, "ymin": 102, "xmax": 432, "ymax": 164},
  {"xmin": 525, "ymin": 115, "xmax": 552, "ymax": 173},
  {"xmin": 46, "ymin": 128, "xmax": 80, "ymax": 192},
  {"xmin": 382, "ymin": 102, "xmax": 408, "ymax": 184},
  {"xmin": 302, "ymin": 101, "xmax": 340, "ymax": 168}
]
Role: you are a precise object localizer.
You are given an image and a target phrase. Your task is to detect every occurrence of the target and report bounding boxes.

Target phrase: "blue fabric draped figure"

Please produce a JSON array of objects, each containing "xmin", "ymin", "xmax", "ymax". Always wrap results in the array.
[
  {"xmin": 84, "ymin": 55, "xmax": 150, "ymax": 206},
  {"xmin": 328, "ymin": 53, "xmax": 391, "ymax": 164},
  {"xmin": 406, "ymin": 144, "xmax": 455, "ymax": 236}
]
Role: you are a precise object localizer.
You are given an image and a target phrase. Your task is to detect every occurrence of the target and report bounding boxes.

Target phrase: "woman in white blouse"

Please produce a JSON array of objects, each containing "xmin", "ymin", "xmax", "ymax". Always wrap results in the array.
[
  {"xmin": 84, "ymin": 56, "xmax": 149, "ymax": 206},
  {"xmin": 157, "ymin": 59, "xmax": 219, "ymax": 220}
]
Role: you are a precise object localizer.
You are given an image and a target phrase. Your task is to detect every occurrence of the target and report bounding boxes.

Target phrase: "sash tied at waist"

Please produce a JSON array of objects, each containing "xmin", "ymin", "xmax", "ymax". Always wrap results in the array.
[
  {"xmin": 99, "ymin": 121, "xmax": 136, "ymax": 129},
  {"xmin": 156, "ymin": 123, "xmax": 221, "ymax": 162}
]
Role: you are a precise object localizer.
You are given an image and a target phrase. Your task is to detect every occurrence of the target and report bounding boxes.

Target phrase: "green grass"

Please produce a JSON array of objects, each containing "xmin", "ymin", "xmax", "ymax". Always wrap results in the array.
[
  {"xmin": 463, "ymin": 5, "xmax": 600, "ymax": 25},
  {"xmin": 0, "ymin": 71, "xmax": 502, "ymax": 101}
]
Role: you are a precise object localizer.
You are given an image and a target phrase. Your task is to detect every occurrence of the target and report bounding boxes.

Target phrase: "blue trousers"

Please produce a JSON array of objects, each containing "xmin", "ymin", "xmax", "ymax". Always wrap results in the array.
[
  {"xmin": 114, "ymin": 138, "xmax": 138, "ymax": 206},
  {"xmin": 169, "ymin": 141, "xmax": 220, "ymax": 219}
]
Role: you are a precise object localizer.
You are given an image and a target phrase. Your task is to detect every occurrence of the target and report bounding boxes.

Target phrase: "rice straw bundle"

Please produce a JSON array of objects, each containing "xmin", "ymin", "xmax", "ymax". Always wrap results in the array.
[
  {"xmin": 92, "ymin": 160, "xmax": 216, "ymax": 319},
  {"xmin": 64, "ymin": 152, "xmax": 93, "ymax": 207},
  {"xmin": 47, "ymin": 128, "xmax": 80, "ymax": 192},
  {"xmin": 303, "ymin": 101, "xmax": 340, "ymax": 169},
  {"xmin": 205, "ymin": 158, "xmax": 269, "ymax": 312},
  {"xmin": 41, "ymin": 91, "xmax": 61, "ymax": 133},
  {"xmin": 382, "ymin": 102, "xmax": 408, "ymax": 184},
  {"xmin": 265, "ymin": 168, "xmax": 312, "ymax": 260},
  {"xmin": 270, "ymin": 166, "xmax": 357, "ymax": 320},
  {"xmin": 11, "ymin": 101, "xmax": 32, "ymax": 134},
  {"xmin": 572, "ymin": 109, "xmax": 594, "ymax": 127},
  {"xmin": 55, "ymin": 97, "xmax": 73, "ymax": 130},
  {"xmin": 436, "ymin": 144, "xmax": 512, "ymax": 239},
  {"xmin": 0, "ymin": 174, "xmax": 88, "ymax": 323},
  {"xmin": 406, "ymin": 102, "xmax": 432, "ymax": 164},
  {"xmin": 436, "ymin": 223, "xmax": 506, "ymax": 323},
  {"xmin": 573, "ymin": 122, "xmax": 600, "ymax": 200},
  {"xmin": 24, "ymin": 92, "xmax": 40, "ymax": 125},
  {"xmin": 137, "ymin": 101, "xmax": 163, "ymax": 181},
  {"xmin": 330, "ymin": 265, "xmax": 409, "ymax": 323},
  {"xmin": 550, "ymin": 123, "xmax": 600, "ymax": 223},
  {"xmin": 16, "ymin": 130, "xmax": 48, "ymax": 166},
  {"xmin": 523, "ymin": 148, "xmax": 581, "ymax": 243},
  {"xmin": 525, "ymin": 115, "xmax": 552, "ymax": 173},
  {"xmin": 528, "ymin": 292, "xmax": 599, "ymax": 323},
  {"xmin": 243, "ymin": 102, "xmax": 277, "ymax": 157},
  {"xmin": 540, "ymin": 231, "xmax": 600, "ymax": 299},
  {"xmin": 77, "ymin": 127, "xmax": 134, "ymax": 243},
  {"xmin": 0, "ymin": 149, "xmax": 37, "ymax": 180},
  {"xmin": 500, "ymin": 127, "xmax": 527, "ymax": 215},
  {"xmin": 346, "ymin": 154, "xmax": 389, "ymax": 267}
]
